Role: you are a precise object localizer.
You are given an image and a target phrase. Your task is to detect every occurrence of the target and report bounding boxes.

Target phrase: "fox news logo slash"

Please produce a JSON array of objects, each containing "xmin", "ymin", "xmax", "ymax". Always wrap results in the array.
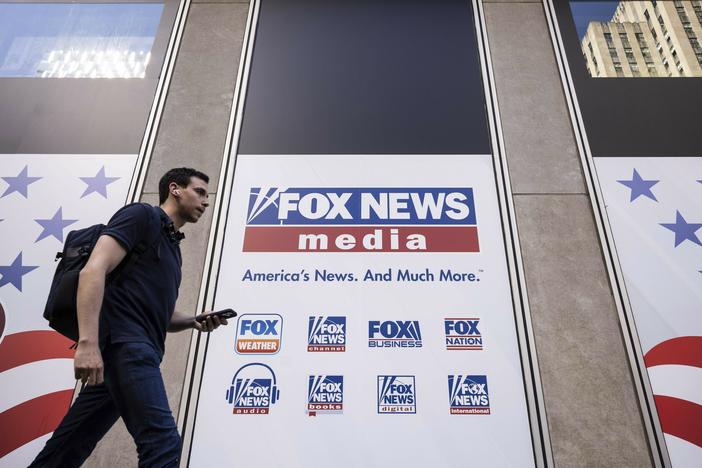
[
  {"xmin": 235, "ymin": 314, "xmax": 282, "ymax": 354},
  {"xmin": 307, "ymin": 375, "xmax": 343, "ymax": 416},
  {"xmin": 369, "ymin": 320, "xmax": 422, "ymax": 348},
  {"xmin": 448, "ymin": 375, "xmax": 490, "ymax": 414},
  {"xmin": 444, "ymin": 318, "xmax": 482, "ymax": 350},
  {"xmin": 308, "ymin": 316, "xmax": 346, "ymax": 352},
  {"xmin": 377, "ymin": 375, "xmax": 416, "ymax": 414},
  {"xmin": 243, "ymin": 188, "xmax": 479, "ymax": 253},
  {"xmin": 225, "ymin": 363, "xmax": 280, "ymax": 414}
]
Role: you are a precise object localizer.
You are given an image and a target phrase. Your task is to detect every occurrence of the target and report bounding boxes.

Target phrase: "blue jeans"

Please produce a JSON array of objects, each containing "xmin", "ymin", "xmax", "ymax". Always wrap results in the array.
[{"xmin": 29, "ymin": 342, "xmax": 181, "ymax": 468}]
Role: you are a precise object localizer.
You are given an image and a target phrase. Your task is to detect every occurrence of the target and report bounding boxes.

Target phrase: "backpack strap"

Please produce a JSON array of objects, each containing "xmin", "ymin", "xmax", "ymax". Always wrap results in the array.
[{"xmin": 112, "ymin": 203, "xmax": 163, "ymax": 283}]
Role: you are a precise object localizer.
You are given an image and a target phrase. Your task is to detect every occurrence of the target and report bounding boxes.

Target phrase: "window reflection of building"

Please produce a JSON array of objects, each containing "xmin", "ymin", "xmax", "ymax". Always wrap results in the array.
[{"xmin": 580, "ymin": 0, "xmax": 702, "ymax": 77}]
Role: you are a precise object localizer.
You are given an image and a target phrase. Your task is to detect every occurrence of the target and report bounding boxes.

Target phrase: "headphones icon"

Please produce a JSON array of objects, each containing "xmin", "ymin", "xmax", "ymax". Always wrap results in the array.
[{"xmin": 225, "ymin": 363, "xmax": 280, "ymax": 405}]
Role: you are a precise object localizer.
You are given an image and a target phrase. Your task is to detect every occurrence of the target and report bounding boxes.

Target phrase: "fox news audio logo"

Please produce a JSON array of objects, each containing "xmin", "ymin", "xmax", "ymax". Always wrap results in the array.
[
  {"xmin": 307, "ymin": 375, "xmax": 343, "ymax": 416},
  {"xmin": 225, "ymin": 363, "xmax": 280, "ymax": 414},
  {"xmin": 377, "ymin": 375, "xmax": 416, "ymax": 414},
  {"xmin": 448, "ymin": 375, "xmax": 490, "ymax": 414},
  {"xmin": 308, "ymin": 316, "xmax": 346, "ymax": 352},
  {"xmin": 243, "ymin": 187, "xmax": 478, "ymax": 252},
  {"xmin": 444, "ymin": 318, "xmax": 482, "ymax": 350},
  {"xmin": 235, "ymin": 314, "xmax": 282, "ymax": 354},
  {"xmin": 369, "ymin": 320, "xmax": 422, "ymax": 348}
]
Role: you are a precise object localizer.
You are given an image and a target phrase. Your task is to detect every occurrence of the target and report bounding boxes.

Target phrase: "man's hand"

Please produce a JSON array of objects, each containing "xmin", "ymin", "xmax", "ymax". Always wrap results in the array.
[
  {"xmin": 74, "ymin": 341, "xmax": 104, "ymax": 385},
  {"xmin": 193, "ymin": 312, "xmax": 227, "ymax": 333}
]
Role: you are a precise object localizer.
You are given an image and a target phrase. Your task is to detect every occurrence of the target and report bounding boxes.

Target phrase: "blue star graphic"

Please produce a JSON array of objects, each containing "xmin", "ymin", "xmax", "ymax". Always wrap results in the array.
[
  {"xmin": 35, "ymin": 207, "xmax": 78, "ymax": 242},
  {"xmin": 617, "ymin": 169, "xmax": 659, "ymax": 202},
  {"xmin": 1, "ymin": 166, "xmax": 42, "ymax": 198},
  {"xmin": 660, "ymin": 211, "xmax": 702, "ymax": 248},
  {"xmin": 80, "ymin": 167, "xmax": 119, "ymax": 198},
  {"xmin": 0, "ymin": 252, "xmax": 39, "ymax": 291}
]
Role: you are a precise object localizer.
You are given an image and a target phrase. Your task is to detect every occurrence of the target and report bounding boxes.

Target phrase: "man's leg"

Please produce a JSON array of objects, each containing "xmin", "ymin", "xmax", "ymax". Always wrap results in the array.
[
  {"xmin": 29, "ymin": 383, "xmax": 120, "ymax": 468},
  {"xmin": 105, "ymin": 342, "xmax": 181, "ymax": 468}
]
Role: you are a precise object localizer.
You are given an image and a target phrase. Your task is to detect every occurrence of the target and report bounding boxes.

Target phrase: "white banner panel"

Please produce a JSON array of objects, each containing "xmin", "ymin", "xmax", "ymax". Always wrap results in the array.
[{"xmin": 189, "ymin": 154, "xmax": 535, "ymax": 467}]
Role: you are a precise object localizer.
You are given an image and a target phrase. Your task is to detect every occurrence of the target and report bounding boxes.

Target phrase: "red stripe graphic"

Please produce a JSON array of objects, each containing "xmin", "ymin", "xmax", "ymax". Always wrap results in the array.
[
  {"xmin": 0, "ymin": 330, "xmax": 75, "ymax": 373},
  {"xmin": 0, "ymin": 389, "xmax": 74, "ymax": 458},
  {"xmin": 654, "ymin": 395, "xmax": 702, "ymax": 448},
  {"xmin": 644, "ymin": 336, "xmax": 702, "ymax": 369}
]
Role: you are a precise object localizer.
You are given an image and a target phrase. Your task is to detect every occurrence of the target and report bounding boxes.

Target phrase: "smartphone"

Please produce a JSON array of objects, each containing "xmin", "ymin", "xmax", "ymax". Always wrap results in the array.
[{"xmin": 196, "ymin": 308, "xmax": 237, "ymax": 322}]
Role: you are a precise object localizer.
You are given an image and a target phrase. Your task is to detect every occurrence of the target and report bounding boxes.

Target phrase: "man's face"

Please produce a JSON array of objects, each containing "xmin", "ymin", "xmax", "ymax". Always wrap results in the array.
[{"xmin": 176, "ymin": 176, "xmax": 209, "ymax": 223}]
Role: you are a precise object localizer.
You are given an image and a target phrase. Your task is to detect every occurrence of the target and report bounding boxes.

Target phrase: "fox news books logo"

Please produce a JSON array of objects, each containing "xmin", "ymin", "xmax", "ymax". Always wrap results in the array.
[
  {"xmin": 243, "ymin": 187, "xmax": 478, "ymax": 252},
  {"xmin": 377, "ymin": 375, "xmax": 416, "ymax": 414},
  {"xmin": 225, "ymin": 363, "xmax": 280, "ymax": 414},
  {"xmin": 444, "ymin": 318, "xmax": 482, "ymax": 350},
  {"xmin": 369, "ymin": 320, "xmax": 422, "ymax": 348},
  {"xmin": 448, "ymin": 375, "xmax": 490, "ymax": 414},
  {"xmin": 308, "ymin": 316, "xmax": 346, "ymax": 352},
  {"xmin": 307, "ymin": 375, "xmax": 343, "ymax": 416},
  {"xmin": 235, "ymin": 314, "xmax": 282, "ymax": 354}
]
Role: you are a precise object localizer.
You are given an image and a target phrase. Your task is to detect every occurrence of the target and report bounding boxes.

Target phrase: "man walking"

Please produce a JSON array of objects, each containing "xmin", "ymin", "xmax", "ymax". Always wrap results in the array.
[{"xmin": 30, "ymin": 167, "xmax": 226, "ymax": 467}]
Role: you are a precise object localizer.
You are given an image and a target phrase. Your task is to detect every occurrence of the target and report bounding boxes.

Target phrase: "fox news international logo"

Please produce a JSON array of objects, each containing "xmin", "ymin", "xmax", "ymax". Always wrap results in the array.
[
  {"xmin": 448, "ymin": 375, "xmax": 490, "ymax": 414},
  {"xmin": 235, "ymin": 314, "xmax": 282, "ymax": 354},
  {"xmin": 225, "ymin": 363, "xmax": 280, "ymax": 414},
  {"xmin": 243, "ymin": 187, "xmax": 478, "ymax": 252},
  {"xmin": 307, "ymin": 375, "xmax": 344, "ymax": 416},
  {"xmin": 308, "ymin": 316, "xmax": 346, "ymax": 352},
  {"xmin": 369, "ymin": 320, "xmax": 422, "ymax": 348},
  {"xmin": 377, "ymin": 375, "xmax": 416, "ymax": 414},
  {"xmin": 444, "ymin": 318, "xmax": 482, "ymax": 350}
]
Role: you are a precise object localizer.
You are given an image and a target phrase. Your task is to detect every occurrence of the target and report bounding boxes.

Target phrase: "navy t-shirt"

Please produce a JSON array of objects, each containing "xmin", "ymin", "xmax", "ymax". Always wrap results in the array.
[{"xmin": 99, "ymin": 204, "xmax": 182, "ymax": 356}]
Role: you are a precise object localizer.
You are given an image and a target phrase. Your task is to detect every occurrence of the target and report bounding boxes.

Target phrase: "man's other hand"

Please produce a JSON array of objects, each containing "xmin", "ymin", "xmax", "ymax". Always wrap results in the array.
[
  {"xmin": 74, "ymin": 341, "xmax": 104, "ymax": 385},
  {"xmin": 193, "ymin": 312, "xmax": 228, "ymax": 333}
]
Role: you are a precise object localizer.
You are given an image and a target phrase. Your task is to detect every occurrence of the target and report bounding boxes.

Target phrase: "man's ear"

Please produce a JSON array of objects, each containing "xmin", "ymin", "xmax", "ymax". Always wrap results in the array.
[{"xmin": 169, "ymin": 181, "xmax": 182, "ymax": 198}]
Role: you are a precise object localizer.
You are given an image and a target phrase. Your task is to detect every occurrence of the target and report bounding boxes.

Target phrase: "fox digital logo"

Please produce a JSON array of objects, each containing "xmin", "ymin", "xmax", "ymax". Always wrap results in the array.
[
  {"xmin": 235, "ymin": 314, "xmax": 282, "ymax": 354},
  {"xmin": 369, "ymin": 320, "xmax": 422, "ymax": 348},
  {"xmin": 448, "ymin": 375, "xmax": 490, "ymax": 414},
  {"xmin": 225, "ymin": 363, "xmax": 280, "ymax": 414},
  {"xmin": 444, "ymin": 318, "xmax": 482, "ymax": 350},
  {"xmin": 377, "ymin": 375, "xmax": 416, "ymax": 414},
  {"xmin": 307, "ymin": 375, "xmax": 343, "ymax": 416},
  {"xmin": 243, "ymin": 187, "xmax": 479, "ymax": 252},
  {"xmin": 308, "ymin": 316, "xmax": 346, "ymax": 352}
]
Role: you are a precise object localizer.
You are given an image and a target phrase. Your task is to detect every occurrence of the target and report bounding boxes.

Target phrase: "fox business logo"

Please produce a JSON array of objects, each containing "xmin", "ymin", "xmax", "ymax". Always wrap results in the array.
[
  {"xmin": 235, "ymin": 314, "xmax": 282, "ymax": 354},
  {"xmin": 243, "ymin": 187, "xmax": 479, "ymax": 253},
  {"xmin": 225, "ymin": 363, "xmax": 280, "ymax": 414},
  {"xmin": 308, "ymin": 316, "xmax": 346, "ymax": 352},
  {"xmin": 444, "ymin": 318, "xmax": 482, "ymax": 350},
  {"xmin": 377, "ymin": 375, "xmax": 416, "ymax": 414},
  {"xmin": 369, "ymin": 320, "xmax": 422, "ymax": 348},
  {"xmin": 307, "ymin": 375, "xmax": 343, "ymax": 416},
  {"xmin": 448, "ymin": 375, "xmax": 490, "ymax": 414}
]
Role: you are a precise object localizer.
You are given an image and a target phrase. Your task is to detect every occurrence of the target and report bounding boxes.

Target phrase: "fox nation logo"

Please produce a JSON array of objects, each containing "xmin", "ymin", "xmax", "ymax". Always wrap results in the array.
[
  {"xmin": 308, "ymin": 316, "xmax": 346, "ymax": 352},
  {"xmin": 225, "ymin": 363, "xmax": 280, "ymax": 414},
  {"xmin": 448, "ymin": 375, "xmax": 490, "ymax": 414},
  {"xmin": 368, "ymin": 320, "xmax": 422, "ymax": 348},
  {"xmin": 444, "ymin": 318, "xmax": 482, "ymax": 350},
  {"xmin": 377, "ymin": 375, "xmax": 416, "ymax": 414},
  {"xmin": 243, "ymin": 187, "xmax": 478, "ymax": 253},
  {"xmin": 235, "ymin": 314, "xmax": 282, "ymax": 354},
  {"xmin": 307, "ymin": 375, "xmax": 343, "ymax": 416}
]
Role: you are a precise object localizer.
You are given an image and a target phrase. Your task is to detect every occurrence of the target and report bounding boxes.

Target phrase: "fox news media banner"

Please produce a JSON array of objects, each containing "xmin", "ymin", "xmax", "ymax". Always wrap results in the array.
[
  {"xmin": 594, "ymin": 157, "xmax": 702, "ymax": 468},
  {"xmin": 189, "ymin": 154, "xmax": 536, "ymax": 467},
  {"xmin": 0, "ymin": 154, "xmax": 137, "ymax": 467}
]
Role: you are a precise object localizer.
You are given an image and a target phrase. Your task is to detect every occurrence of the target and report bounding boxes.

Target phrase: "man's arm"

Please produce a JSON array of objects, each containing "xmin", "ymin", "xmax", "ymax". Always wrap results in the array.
[
  {"xmin": 168, "ymin": 310, "xmax": 227, "ymax": 333},
  {"xmin": 74, "ymin": 235, "xmax": 128, "ymax": 386}
]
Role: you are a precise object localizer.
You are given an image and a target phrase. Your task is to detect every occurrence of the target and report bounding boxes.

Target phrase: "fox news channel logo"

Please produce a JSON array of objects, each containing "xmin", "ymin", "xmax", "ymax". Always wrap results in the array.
[
  {"xmin": 377, "ymin": 375, "xmax": 416, "ymax": 414},
  {"xmin": 308, "ymin": 316, "xmax": 346, "ymax": 352},
  {"xmin": 235, "ymin": 314, "xmax": 283, "ymax": 354},
  {"xmin": 307, "ymin": 375, "xmax": 343, "ymax": 416},
  {"xmin": 448, "ymin": 375, "xmax": 490, "ymax": 414},
  {"xmin": 369, "ymin": 320, "xmax": 422, "ymax": 348},
  {"xmin": 444, "ymin": 318, "xmax": 482, "ymax": 350},
  {"xmin": 243, "ymin": 187, "xmax": 478, "ymax": 252},
  {"xmin": 225, "ymin": 363, "xmax": 280, "ymax": 414}
]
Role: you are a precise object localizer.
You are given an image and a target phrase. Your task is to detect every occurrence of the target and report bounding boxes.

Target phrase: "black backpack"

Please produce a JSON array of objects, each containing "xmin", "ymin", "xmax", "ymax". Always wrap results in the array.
[{"xmin": 43, "ymin": 203, "xmax": 161, "ymax": 342}]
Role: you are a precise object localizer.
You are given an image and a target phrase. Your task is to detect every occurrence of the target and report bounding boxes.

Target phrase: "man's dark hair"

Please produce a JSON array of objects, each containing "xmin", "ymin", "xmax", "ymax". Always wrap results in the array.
[{"xmin": 159, "ymin": 167, "xmax": 209, "ymax": 204}]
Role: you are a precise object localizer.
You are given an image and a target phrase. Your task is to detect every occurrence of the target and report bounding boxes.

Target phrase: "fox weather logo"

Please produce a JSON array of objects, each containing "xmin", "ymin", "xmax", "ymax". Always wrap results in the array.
[
  {"xmin": 307, "ymin": 316, "xmax": 346, "ymax": 352},
  {"xmin": 448, "ymin": 375, "xmax": 490, "ymax": 414},
  {"xmin": 307, "ymin": 375, "xmax": 343, "ymax": 416},
  {"xmin": 377, "ymin": 375, "xmax": 416, "ymax": 414},
  {"xmin": 235, "ymin": 314, "xmax": 282, "ymax": 354},
  {"xmin": 444, "ymin": 318, "xmax": 482, "ymax": 350},
  {"xmin": 225, "ymin": 363, "xmax": 280, "ymax": 414},
  {"xmin": 368, "ymin": 320, "xmax": 422, "ymax": 348}
]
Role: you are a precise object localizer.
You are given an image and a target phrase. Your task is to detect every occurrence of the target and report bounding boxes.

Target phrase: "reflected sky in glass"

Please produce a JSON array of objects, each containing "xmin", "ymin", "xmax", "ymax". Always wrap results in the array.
[{"xmin": 570, "ymin": 1, "xmax": 619, "ymax": 40}]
